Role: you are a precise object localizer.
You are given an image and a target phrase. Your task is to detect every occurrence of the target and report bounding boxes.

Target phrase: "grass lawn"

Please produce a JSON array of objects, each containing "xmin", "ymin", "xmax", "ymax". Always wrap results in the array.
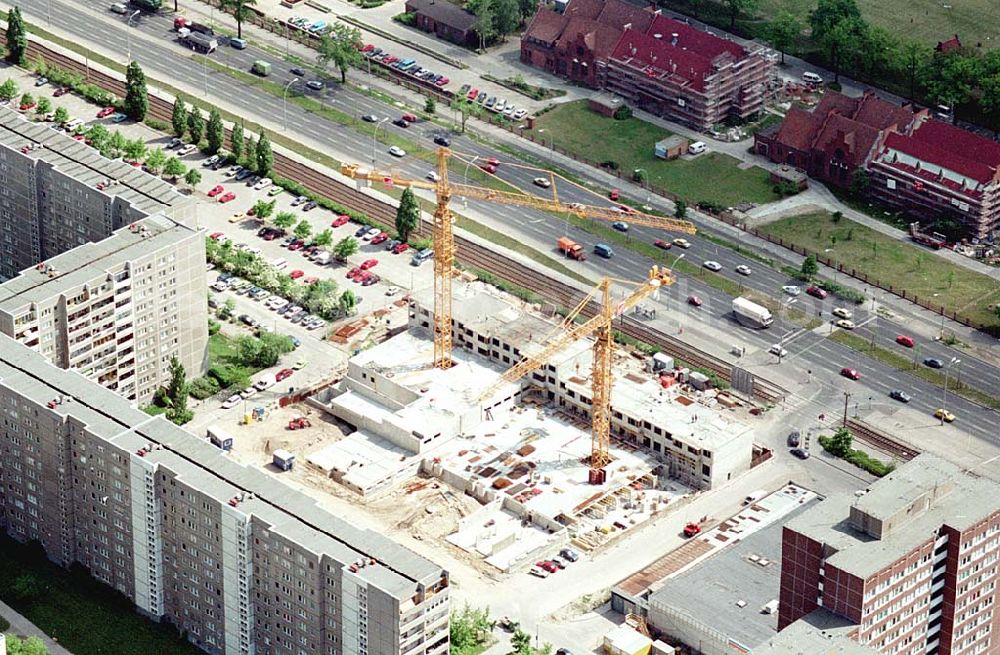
[
  {"xmin": 532, "ymin": 101, "xmax": 780, "ymax": 207},
  {"xmin": 758, "ymin": 211, "xmax": 1000, "ymax": 330},
  {"xmin": 0, "ymin": 535, "xmax": 203, "ymax": 655}
]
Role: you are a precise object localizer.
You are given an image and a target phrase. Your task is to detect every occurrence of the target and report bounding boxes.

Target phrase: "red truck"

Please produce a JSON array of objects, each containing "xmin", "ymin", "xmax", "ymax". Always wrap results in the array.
[{"xmin": 558, "ymin": 236, "xmax": 585, "ymax": 260}]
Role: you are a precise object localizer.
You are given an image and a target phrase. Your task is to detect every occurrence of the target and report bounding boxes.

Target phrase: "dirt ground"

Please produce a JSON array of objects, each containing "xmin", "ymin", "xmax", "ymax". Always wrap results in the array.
[{"xmin": 226, "ymin": 402, "xmax": 349, "ymax": 468}]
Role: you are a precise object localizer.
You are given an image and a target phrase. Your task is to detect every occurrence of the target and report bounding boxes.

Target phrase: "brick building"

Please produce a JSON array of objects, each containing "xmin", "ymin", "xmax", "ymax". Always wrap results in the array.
[
  {"xmin": 521, "ymin": 0, "xmax": 772, "ymax": 130},
  {"xmin": 755, "ymin": 91, "xmax": 1000, "ymax": 238},
  {"xmin": 404, "ymin": 0, "xmax": 477, "ymax": 47},
  {"xmin": 778, "ymin": 454, "xmax": 1000, "ymax": 655}
]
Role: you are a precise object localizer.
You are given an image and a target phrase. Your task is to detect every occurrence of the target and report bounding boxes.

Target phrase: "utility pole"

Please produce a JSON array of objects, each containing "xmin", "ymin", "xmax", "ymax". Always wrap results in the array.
[{"xmin": 842, "ymin": 391, "xmax": 852, "ymax": 426}]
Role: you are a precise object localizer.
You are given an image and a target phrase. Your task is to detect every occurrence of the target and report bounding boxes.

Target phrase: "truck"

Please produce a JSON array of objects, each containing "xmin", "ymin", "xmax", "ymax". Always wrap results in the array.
[
  {"xmin": 557, "ymin": 236, "xmax": 585, "ymax": 260},
  {"xmin": 179, "ymin": 30, "xmax": 218, "ymax": 54},
  {"xmin": 732, "ymin": 297, "xmax": 773, "ymax": 328},
  {"xmin": 129, "ymin": 0, "xmax": 161, "ymax": 10},
  {"xmin": 313, "ymin": 251, "xmax": 332, "ymax": 265},
  {"xmin": 273, "ymin": 449, "xmax": 296, "ymax": 471},
  {"xmin": 251, "ymin": 60, "xmax": 271, "ymax": 77},
  {"xmin": 909, "ymin": 222, "xmax": 947, "ymax": 250}
]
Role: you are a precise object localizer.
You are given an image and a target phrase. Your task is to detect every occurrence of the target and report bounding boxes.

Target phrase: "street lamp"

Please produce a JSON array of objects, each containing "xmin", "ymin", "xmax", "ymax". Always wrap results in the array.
[
  {"xmin": 282, "ymin": 78, "xmax": 298, "ymax": 131},
  {"xmin": 941, "ymin": 357, "xmax": 961, "ymax": 424},
  {"xmin": 371, "ymin": 117, "xmax": 389, "ymax": 169},
  {"xmin": 126, "ymin": 10, "xmax": 141, "ymax": 63}
]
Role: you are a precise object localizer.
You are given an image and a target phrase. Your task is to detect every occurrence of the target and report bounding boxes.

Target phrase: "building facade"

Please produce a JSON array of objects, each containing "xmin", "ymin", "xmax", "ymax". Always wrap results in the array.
[
  {"xmin": 0, "ymin": 107, "xmax": 195, "ymax": 281},
  {"xmin": 778, "ymin": 454, "xmax": 1000, "ymax": 655},
  {"xmin": 0, "ymin": 336, "xmax": 450, "ymax": 655},
  {"xmin": 0, "ymin": 214, "xmax": 208, "ymax": 404},
  {"xmin": 521, "ymin": 0, "xmax": 772, "ymax": 129},
  {"xmin": 403, "ymin": 0, "xmax": 477, "ymax": 47}
]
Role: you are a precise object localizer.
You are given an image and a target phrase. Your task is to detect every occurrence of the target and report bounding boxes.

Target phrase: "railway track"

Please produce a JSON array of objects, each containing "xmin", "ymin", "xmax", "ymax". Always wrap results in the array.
[
  {"xmin": 846, "ymin": 419, "xmax": 918, "ymax": 462},
  {"xmin": 30, "ymin": 41, "xmax": 786, "ymax": 403}
]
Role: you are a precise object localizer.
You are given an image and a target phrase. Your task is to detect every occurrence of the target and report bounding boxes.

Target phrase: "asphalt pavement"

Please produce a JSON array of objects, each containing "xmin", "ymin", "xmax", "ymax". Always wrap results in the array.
[{"xmin": 10, "ymin": 0, "xmax": 999, "ymax": 444}]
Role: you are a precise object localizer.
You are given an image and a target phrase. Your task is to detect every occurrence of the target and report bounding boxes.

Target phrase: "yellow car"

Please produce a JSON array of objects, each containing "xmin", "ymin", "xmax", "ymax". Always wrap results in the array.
[
  {"xmin": 835, "ymin": 319, "xmax": 856, "ymax": 330},
  {"xmin": 672, "ymin": 238, "xmax": 692, "ymax": 249},
  {"xmin": 228, "ymin": 212, "xmax": 246, "ymax": 224},
  {"xmin": 934, "ymin": 408, "xmax": 956, "ymax": 423}
]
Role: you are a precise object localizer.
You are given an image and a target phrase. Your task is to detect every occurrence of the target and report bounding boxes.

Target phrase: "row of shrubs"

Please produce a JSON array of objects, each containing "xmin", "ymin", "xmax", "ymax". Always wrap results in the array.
[{"xmin": 818, "ymin": 434, "xmax": 896, "ymax": 477}]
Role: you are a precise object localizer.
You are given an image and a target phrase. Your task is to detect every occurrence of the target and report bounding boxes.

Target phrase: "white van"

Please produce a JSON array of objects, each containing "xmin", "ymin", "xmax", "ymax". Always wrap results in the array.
[
  {"xmin": 801, "ymin": 71, "xmax": 824, "ymax": 85},
  {"xmin": 688, "ymin": 141, "xmax": 707, "ymax": 155}
]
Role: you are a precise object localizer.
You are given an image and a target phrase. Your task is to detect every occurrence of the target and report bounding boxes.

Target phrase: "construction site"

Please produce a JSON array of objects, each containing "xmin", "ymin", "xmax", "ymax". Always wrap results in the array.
[{"xmin": 283, "ymin": 276, "xmax": 762, "ymax": 571}]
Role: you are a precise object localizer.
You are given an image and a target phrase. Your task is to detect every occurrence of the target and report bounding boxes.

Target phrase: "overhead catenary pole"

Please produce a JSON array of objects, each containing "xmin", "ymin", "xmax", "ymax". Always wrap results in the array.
[{"xmin": 843, "ymin": 391, "xmax": 852, "ymax": 426}]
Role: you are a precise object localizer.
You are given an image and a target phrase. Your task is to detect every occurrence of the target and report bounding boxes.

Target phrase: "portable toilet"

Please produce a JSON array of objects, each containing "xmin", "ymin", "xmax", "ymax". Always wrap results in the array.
[{"xmin": 207, "ymin": 426, "xmax": 234, "ymax": 451}]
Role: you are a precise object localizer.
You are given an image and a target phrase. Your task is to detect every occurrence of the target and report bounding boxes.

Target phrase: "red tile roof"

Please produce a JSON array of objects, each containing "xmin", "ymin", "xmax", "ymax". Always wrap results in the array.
[
  {"xmin": 597, "ymin": 0, "xmax": 654, "ymax": 33},
  {"xmin": 851, "ymin": 93, "xmax": 917, "ymax": 132},
  {"xmin": 814, "ymin": 114, "xmax": 881, "ymax": 167},
  {"xmin": 883, "ymin": 132, "xmax": 997, "ymax": 185},
  {"xmin": 524, "ymin": 8, "xmax": 569, "ymax": 45},
  {"xmin": 564, "ymin": 0, "xmax": 605, "ymax": 21},
  {"xmin": 913, "ymin": 120, "xmax": 1000, "ymax": 168},
  {"xmin": 611, "ymin": 28, "xmax": 715, "ymax": 91},
  {"xmin": 643, "ymin": 15, "xmax": 746, "ymax": 60},
  {"xmin": 936, "ymin": 34, "xmax": 961, "ymax": 52},
  {"xmin": 773, "ymin": 107, "xmax": 823, "ymax": 151}
]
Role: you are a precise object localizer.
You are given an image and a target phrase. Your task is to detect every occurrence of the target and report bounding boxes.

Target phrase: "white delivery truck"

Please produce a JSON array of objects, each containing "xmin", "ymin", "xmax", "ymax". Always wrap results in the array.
[{"xmin": 732, "ymin": 297, "xmax": 773, "ymax": 328}]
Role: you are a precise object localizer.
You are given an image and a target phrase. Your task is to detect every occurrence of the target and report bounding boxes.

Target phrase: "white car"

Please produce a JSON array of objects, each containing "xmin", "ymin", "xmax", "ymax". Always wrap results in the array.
[
  {"xmin": 513, "ymin": 108, "xmax": 528, "ymax": 120},
  {"xmin": 703, "ymin": 260, "xmax": 722, "ymax": 272},
  {"xmin": 835, "ymin": 319, "xmax": 856, "ymax": 330},
  {"xmin": 426, "ymin": 171, "xmax": 440, "ymax": 182},
  {"xmin": 736, "ymin": 264, "xmax": 752, "ymax": 276},
  {"xmin": 268, "ymin": 297, "xmax": 289, "ymax": 310},
  {"xmin": 533, "ymin": 177, "xmax": 551, "ymax": 188},
  {"xmin": 688, "ymin": 141, "xmax": 707, "ymax": 155},
  {"xmin": 768, "ymin": 344, "xmax": 788, "ymax": 357},
  {"xmin": 178, "ymin": 144, "xmax": 198, "ymax": 156},
  {"xmin": 832, "ymin": 307, "xmax": 853, "ymax": 319},
  {"xmin": 253, "ymin": 178, "xmax": 273, "ymax": 191},
  {"xmin": 388, "ymin": 146, "xmax": 406, "ymax": 158},
  {"xmin": 221, "ymin": 394, "xmax": 241, "ymax": 409},
  {"xmin": 782, "ymin": 285, "xmax": 801, "ymax": 296},
  {"xmin": 385, "ymin": 286, "xmax": 401, "ymax": 296},
  {"xmin": 528, "ymin": 565, "xmax": 549, "ymax": 579},
  {"xmin": 362, "ymin": 227, "xmax": 381, "ymax": 240},
  {"xmin": 239, "ymin": 387, "xmax": 256, "ymax": 400}
]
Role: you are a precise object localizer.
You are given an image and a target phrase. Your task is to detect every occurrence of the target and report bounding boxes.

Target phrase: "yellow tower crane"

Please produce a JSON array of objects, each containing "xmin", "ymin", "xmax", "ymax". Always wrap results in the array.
[
  {"xmin": 340, "ymin": 147, "xmax": 696, "ymax": 371},
  {"xmin": 476, "ymin": 266, "xmax": 676, "ymax": 483}
]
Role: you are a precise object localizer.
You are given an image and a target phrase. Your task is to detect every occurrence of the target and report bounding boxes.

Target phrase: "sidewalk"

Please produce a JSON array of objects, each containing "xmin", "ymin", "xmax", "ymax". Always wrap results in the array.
[{"xmin": 0, "ymin": 599, "xmax": 74, "ymax": 655}]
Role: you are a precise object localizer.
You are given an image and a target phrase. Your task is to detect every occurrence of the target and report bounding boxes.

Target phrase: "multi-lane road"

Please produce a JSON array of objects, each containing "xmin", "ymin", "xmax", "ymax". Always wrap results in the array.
[{"xmin": 10, "ymin": 0, "xmax": 999, "ymax": 443}]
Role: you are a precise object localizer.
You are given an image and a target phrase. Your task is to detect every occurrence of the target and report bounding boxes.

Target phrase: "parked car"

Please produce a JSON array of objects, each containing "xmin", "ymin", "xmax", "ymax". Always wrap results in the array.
[
  {"xmin": 537, "ymin": 560, "xmax": 559, "ymax": 574},
  {"xmin": 370, "ymin": 232, "xmax": 389, "ymax": 245},
  {"xmin": 332, "ymin": 215, "xmax": 351, "ymax": 227},
  {"xmin": 559, "ymin": 548, "xmax": 579, "ymax": 562},
  {"xmin": 806, "ymin": 286, "xmax": 828, "ymax": 299},
  {"xmin": 207, "ymin": 184, "xmax": 225, "ymax": 197},
  {"xmin": 787, "ymin": 431, "xmax": 800, "ymax": 447},
  {"xmin": 889, "ymin": 389, "xmax": 912, "ymax": 403},
  {"xmin": 218, "ymin": 192, "xmax": 236, "ymax": 203},
  {"xmin": 895, "ymin": 335, "xmax": 915, "ymax": 348},
  {"xmin": 221, "ymin": 394, "xmax": 242, "ymax": 409},
  {"xmin": 840, "ymin": 367, "xmax": 861, "ymax": 380},
  {"xmin": 832, "ymin": 307, "xmax": 853, "ymax": 319}
]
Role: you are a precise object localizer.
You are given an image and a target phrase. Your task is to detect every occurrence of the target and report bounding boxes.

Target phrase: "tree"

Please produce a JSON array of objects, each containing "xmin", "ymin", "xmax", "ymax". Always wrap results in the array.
[
  {"xmin": 274, "ymin": 211, "xmax": 296, "ymax": 229},
  {"xmin": 124, "ymin": 61, "xmax": 149, "ymax": 121},
  {"xmin": 219, "ymin": 0, "xmax": 257, "ymax": 39},
  {"xmin": 184, "ymin": 168, "xmax": 202, "ymax": 188},
  {"xmin": 674, "ymin": 199, "xmax": 687, "ymax": 219},
  {"xmin": 53, "ymin": 105, "xmax": 69, "ymax": 124},
  {"xmin": 453, "ymin": 96, "xmax": 482, "ymax": 133},
  {"xmin": 472, "ymin": 0, "xmax": 496, "ymax": 50},
  {"xmin": 253, "ymin": 199, "xmax": 277, "ymax": 221},
  {"xmin": 145, "ymin": 147, "xmax": 167, "ymax": 174},
  {"xmin": 255, "ymin": 130, "xmax": 273, "ymax": 176},
  {"xmin": 316, "ymin": 23, "xmax": 362, "ymax": 84},
  {"xmin": 767, "ymin": 11, "xmax": 801, "ymax": 64},
  {"xmin": 899, "ymin": 41, "xmax": 932, "ymax": 101},
  {"xmin": 511, "ymin": 628, "xmax": 532, "ymax": 655},
  {"xmin": 925, "ymin": 52, "xmax": 978, "ymax": 121},
  {"xmin": 338, "ymin": 289, "xmax": 358, "ymax": 316},
  {"xmin": 396, "ymin": 187, "xmax": 420, "ymax": 242},
  {"xmin": 19, "ymin": 91, "xmax": 33, "ymax": 108},
  {"xmin": 821, "ymin": 17, "xmax": 865, "ymax": 82},
  {"xmin": 163, "ymin": 156, "xmax": 186, "ymax": 181},
  {"xmin": 424, "ymin": 96, "xmax": 436, "ymax": 114},
  {"xmin": 826, "ymin": 426, "xmax": 853, "ymax": 457},
  {"xmin": 231, "ymin": 121, "xmax": 245, "ymax": 162},
  {"xmin": 36, "ymin": 96, "xmax": 51, "ymax": 114},
  {"xmin": 188, "ymin": 108, "xmax": 205, "ymax": 145},
  {"xmin": 450, "ymin": 604, "xmax": 495, "ymax": 653},
  {"xmin": 124, "ymin": 138, "xmax": 147, "ymax": 162},
  {"xmin": 492, "ymin": 0, "xmax": 521, "ymax": 39},
  {"xmin": 166, "ymin": 355, "xmax": 189, "ymax": 412},
  {"xmin": 809, "ymin": 0, "xmax": 861, "ymax": 43},
  {"xmin": 722, "ymin": 0, "xmax": 757, "ymax": 30},
  {"xmin": 849, "ymin": 168, "xmax": 870, "ymax": 197},
  {"xmin": 313, "ymin": 228, "xmax": 333, "ymax": 247},
  {"xmin": 801, "ymin": 253, "xmax": 818, "ymax": 277},
  {"xmin": 333, "ymin": 236, "xmax": 359, "ymax": 261},
  {"xmin": 6, "ymin": 7, "xmax": 28, "ymax": 65},
  {"xmin": 0, "ymin": 78, "xmax": 18, "ymax": 102},
  {"xmin": 207, "ymin": 108, "xmax": 225, "ymax": 154},
  {"xmin": 517, "ymin": 0, "xmax": 538, "ymax": 22},
  {"xmin": 171, "ymin": 96, "xmax": 188, "ymax": 138},
  {"xmin": 294, "ymin": 219, "xmax": 312, "ymax": 240},
  {"xmin": 108, "ymin": 130, "xmax": 127, "ymax": 157},
  {"xmin": 220, "ymin": 298, "xmax": 236, "ymax": 319},
  {"xmin": 857, "ymin": 25, "xmax": 899, "ymax": 80},
  {"xmin": 86, "ymin": 124, "xmax": 111, "ymax": 151},
  {"xmin": 12, "ymin": 574, "xmax": 43, "ymax": 602},
  {"xmin": 235, "ymin": 333, "xmax": 293, "ymax": 368}
]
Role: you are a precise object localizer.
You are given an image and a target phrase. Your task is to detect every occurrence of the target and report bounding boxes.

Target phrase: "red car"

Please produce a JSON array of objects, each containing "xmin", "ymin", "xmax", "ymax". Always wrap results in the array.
[
  {"xmin": 289, "ymin": 269, "xmax": 304, "ymax": 279},
  {"xmin": 402, "ymin": 113, "xmax": 417, "ymax": 123},
  {"xmin": 19, "ymin": 102, "xmax": 35, "ymax": 111},
  {"xmin": 207, "ymin": 184, "xmax": 224, "ymax": 197},
  {"xmin": 480, "ymin": 163, "xmax": 497, "ymax": 174},
  {"xmin": 370, "ymin": 232, "xmax": 389, "ymax": 245},
  {"xmin": 262, "ymin": 232, "xmax": 279, "ymax": 241},
  {"xmin": 618, "ymin": 204, "xmax": 635, "ymax": 215},
  {"xmin": 895, "ymin": 335, "xmax": 915, "ymax": 348},
  {"xmin": 360, "ymin": 258, "xmax": 378, "ymax": 270},
  {"xmin": 467, "ymin": 88, "xmax": 479, "ymax": 100},
  {"xmin": 96, "ymin": 106, "xmax": 115, "ymax": 118},
  {"xmin": 361, "ymin": 274, "xmax": 379, "ymax": 286},
  {"xmin": 536, "ymin": 560, "xmax": 559, "ymax": 574},
  {"xmin": 687, "ymin": 295, "xmax": 703, "ymax": 306},
  {"xmin": 53, "ymin": 86, "xmax": 71, "ymax": 97},
  {"xmin": 302, "ymin": 276, "xmax": 319, "ymax": 285},
  {"xmin": 654, "ymin": 239, "xmax": 672, "ymax": 250},
  {"xmin": 435, "ymin": 76, "xmax": 449, "ymax": 86},
  {"xmin": 346, "ymin": 267, "xmax": 361, "ymax": 279},
  {"xmin": 209, "ymin": 232, "xmax": 225, "ymax": 240},
  {"xmin": 609, "ymin": 188, "xmax": 620, "ymax": 201},
  {"xmin": 288, "ymin": 241, "xmax": 304, "ymax": 251},
  {"xmin": 487, "ymin": 157, "xmax": 500, "ymax": 167},
  {"xmin": 392, "ymin": 242, "xmax": 409, "ymax": 254},
  {"xmin": 806, "ymin": 286, "xmax": 828, "ymax": 299},
  {"xmin": 218, "ymin": 192, "xmax": 236, "ymax": 203},
  {"xmin": 332, "ymin": 214, "xmax": 350, "ymax": 227},
  {"xmin": 840, "ymin": 367, "xmax": 861, "ymax": 381},
  {"xmin": 361, "ymin": 43, "xmax": 374, "ymax": 52},
  {"xmin": 275, "ymin": 368, "xmax": 295, "ymax": 382}
]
